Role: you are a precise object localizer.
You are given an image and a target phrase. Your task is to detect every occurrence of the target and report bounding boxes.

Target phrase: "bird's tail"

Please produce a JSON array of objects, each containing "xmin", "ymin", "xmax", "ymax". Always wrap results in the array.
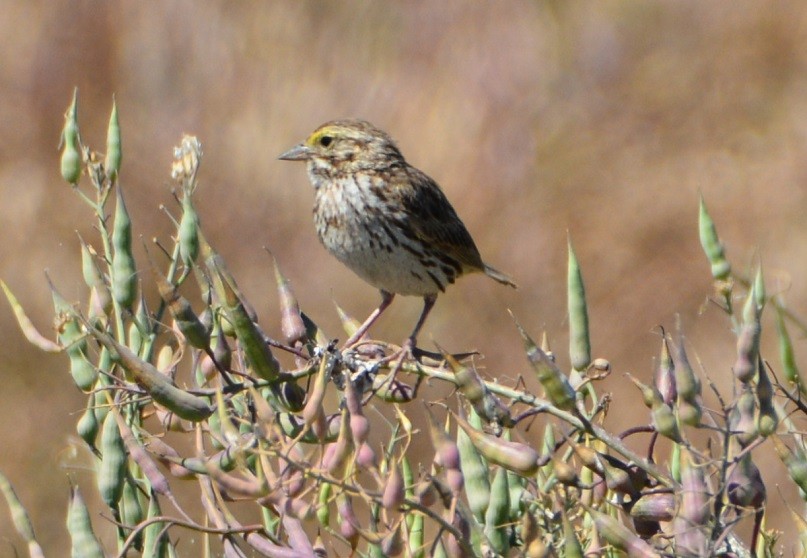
[{"xmin": 483, "ymin": 264, "xmax": 517, "ymax": 289}]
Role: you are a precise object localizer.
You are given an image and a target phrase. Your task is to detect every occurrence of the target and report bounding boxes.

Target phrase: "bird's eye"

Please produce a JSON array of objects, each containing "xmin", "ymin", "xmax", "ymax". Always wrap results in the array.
[{"xmin": 319, "ymin": 135, "xmax": 333, "ymax": 147}]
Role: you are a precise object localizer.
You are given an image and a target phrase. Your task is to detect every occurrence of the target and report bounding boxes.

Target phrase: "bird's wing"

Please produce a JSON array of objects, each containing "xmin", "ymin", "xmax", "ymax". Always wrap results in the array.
[{"xmin": 396, "ymin": 167, "xmax": 485, "ymax": 271}]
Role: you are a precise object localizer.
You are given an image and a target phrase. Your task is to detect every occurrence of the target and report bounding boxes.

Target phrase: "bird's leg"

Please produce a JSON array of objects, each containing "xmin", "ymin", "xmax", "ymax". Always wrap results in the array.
[
  {"xmin": 342, "ymin": 290, "xmax": 395, "ymax": 348},
  {"xmin": 404, "ymin": 294, "xmax": 437, "ymax": 351}
]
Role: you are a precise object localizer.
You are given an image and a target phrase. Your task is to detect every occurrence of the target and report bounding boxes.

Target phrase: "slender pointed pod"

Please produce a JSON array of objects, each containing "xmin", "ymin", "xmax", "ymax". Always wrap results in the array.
[{"xmin": 567, "ymin": 237, "xmax": 591, "ymax": 371}]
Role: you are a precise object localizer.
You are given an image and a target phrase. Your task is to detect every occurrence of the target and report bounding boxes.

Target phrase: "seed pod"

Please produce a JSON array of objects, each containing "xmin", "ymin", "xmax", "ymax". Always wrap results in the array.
[
  {"xmin": 337, "ymin": 494, "xmax": 359, "ymax": 551},
  {"xmin": 98, "ymin": 412, "xmax": 126, "ymax": 509},
  {"xmin": 1, "ymin": 281, "xmax": 60, "ymax": 353},
  {"xmin": 178, "ymin": 195, "xmax": 200, "ymax": 267},
  {"xmin": 627, "ymin": 375, "xmax": 682, "ymax": 443},
  {"xmin": 727, "ymin": 451, "xmax": 765, "ymax": 509},
  {"xmin": 60, "ymin": 88, "xmax": 82, "ymax": 185},
  {"xmin": 454, "ymin": 412, "xmax": 542, "ymax": 476},
  {"xmin": 301, "ymin": 351, "xmax": 331, "ymax": 437},
  {"xmin": 276, "ymin": 412, "xmax": 341, "ymax": 443},
  {"xmin": 440, "ymin": 347, "xmax": 512, "ymax": 427},
  {"xmin": 734, "ymin": 286, "xmax": 761, "ymax": 384},
  {"xmin": 674, "ymin": 335, "xmax": 702, "ymax": 426},
  {"xmin": 142, "ymin": 491, "xmax": 168, "ymax": 557},
  {"xmin": 0, "ymin": 471, "xmax": 45, "ymax": 558},
  {"xmin": 567, "ymin": 238, "xmax": 591, "ymax": 371},
  {"xmin": 484, "ymin": 466, "xmax": 510, "ymax": 555},
  {"xmin": 679, "ymin": 448, "xmax": 711, "ymax": 526},
  {"xmin": 382, "ymin": 458, "xmax": 405, "ymax": 512},
  {"xmin": 655, "ymin": 334, "xmax": 676, "ymax": 405},
  {"xmin": 425, "ymin": 406, "xmax": 460, "ymax": 471},
  {"xmin": 409, "ymin": 508, "xmax": 425, "ymax": 558},
  {"xmin": 67, "ymin": 485, "xmax": 104, "ymax": 558},
  {"xmin": 212, "ymin": 262, "xmax": 282, "ymax": 385},
  {"xmin": 316, "ymin": 482, "xmax": 332, "ymax": 527},
  {"xmin": 776, "ymin": 305, "xmax": 804, "ymax": 391},
  {"xmin": 755, "ymin": 357, "xmax": 778, "ymax": 437},
  {"xmin": 521, "ymin": 512, "xmax": 549, "ymax": 558},
  {"xmin": 457, "ymin": 408, "xmax": 490, "ymax": 522},
  {"xmin": 698, "ymin": 195, "xmax": 731, "ymax": 280},
  {"xmin": 729, "ymin": 387, "xmax": 757, "ymax": 448},
  {"xmin": 105, "ymin": 98, "xmax": 121, "ymax": 180},
  {"xmin": 505, "ymin": 446, "xmax": 525, "ymax": 518},
  {"xmin": 50, "ymin": 280, "xmax": 98, "ymax": 390},
  {"xmin": 322, "ymin": 408, "xmax": 354, "ymax": 477},
  {"xmin": 155, "ymin": 273, "xmax": 209, "ymax": 351},
  {"xmin": 273, "ymin": 256, "xmax": 307, "ymax": 345},
  {"xmin": 120, "ymin": 479, "xmax": 144, "ymax": 548},
  {"xmin": 771, "ymin": 436, "xmax": 807, "ymax": 494},
  {"xmin": 513, "ymin": 316, "xmax": 576, "ymax": 412},
  {"xmin": 372, "ymin": 374, "xmax": 414, "ymax": 403},
  {"xmin": 77, "ymin": 396, "xmax": 99, "ymax": 448},
  {"xmin": 630, "ymin": 492, "xmax": 675, "ymax": 523},
  {"xmin": 87, "ymin": 326, "xmax": 213, "ymax": 421},
  {"xmin": 111, "ymin": 185, "xmax": 137, "ymax": 310},
  {"xmin": 561, "ymin": 508, "xmax": 584, "ymax": 558},
  {"xmin": 587, "ymin": 507, "xmax": 660, "ymax": 558}
]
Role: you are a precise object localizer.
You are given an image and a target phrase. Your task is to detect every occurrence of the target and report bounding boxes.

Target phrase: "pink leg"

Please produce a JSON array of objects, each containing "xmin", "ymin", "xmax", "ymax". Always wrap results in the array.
[
  {"xmin": 404, "ymin": 294, "xmax": 437, "ymax": 349},
  {"xmin": 343, "ymin": 290, "xmax": 395, "ymax": 347}
]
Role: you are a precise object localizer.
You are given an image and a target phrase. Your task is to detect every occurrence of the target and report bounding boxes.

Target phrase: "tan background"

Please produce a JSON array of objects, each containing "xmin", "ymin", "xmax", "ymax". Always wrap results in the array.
[{"xmin": 1, "ymin": 1, "xmax": 806, "ymax": 553}]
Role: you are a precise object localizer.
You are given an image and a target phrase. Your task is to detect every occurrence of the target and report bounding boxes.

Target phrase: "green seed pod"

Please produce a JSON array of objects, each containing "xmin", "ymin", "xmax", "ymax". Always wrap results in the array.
[
  {"xmin": 776, "ymin": 305, "xmax": 804, "ymax": 391},
  {"xmin": 455, "ymin": 413, "xmax": 542, "ymax": 476},
  {"xmin": 120, "ymin": 479, "xmax": 144, "ymax": 549},
  {"xmin": 178, "ymin": 195, "xmax": 200, "ymax": 267},
  {"xmin": 506, "ymin": 467, "xmax": 525, "ymax": 521},
  {"xmin": 561, "ymin": 509, "xmax": 584, "ymax": 558},
  {"xmin": 50, "ymin": 281, "xmax": 98, "ymax": 391},
  {"xmin": 276, "ymin": 412, "xmax": 341, "ymax": 443},
  {"xmin": 513, "ymin": 316, "xmax": 576, "ymax": 412},
  {"xmin": 68, "ymin": 351, "xmax": 97, "ymax": 392},
  {"xmin": 0, "ymin": 471, "xmax": 44, "ymax": 557},
  {"xmin": 87, "ymin": 327, "xmax": 213, "ymax": 421},
  {"xmin": 156, "ymin": 275, "xmax": 209, "ymax": 351},
  {"xmin": 98, "ymin": 411, "xmax": 126, "ymax": 509},
  {"xmin": 111, "ymin": 185, "xmax": 137, "ymax": 310},
  {"xmin": 587, "ymin": 507, "xmax": 659, "ymax": 558},
  {"xmin": 484, "ymin": 466, "xmax": 510, "ymax": 555},
  {"xmin": 105, "ymin": 98, "xmax": 122, "ymax": 180},
  {"xmin": 567, "ymin": 238, "xmax": 591, "ymax": 371},
  {"xmin": 441, "ymin": 347, "xmax": 512, "ymax": 426},
  {"xmin": 409, "ymin": 511, "xmax": 425, "ymax": 558},
  {"xmin": 753, "ymin": 266, "xmax": 765, "ymax": 311},
  {"xmin": 316, "ymin": 482, "xmax": 332, "ymax": 528},
  {"xmin": 67, "ymin": 485, "xmax": 104, "ymax": 558},
  {"xmin": 212, "ymin": 262, "xmax": 281, "ymax": 385},
  {"xmin": 771, "ymin": 436, "xmax": 807, "ymax": 494},
  {"xmin": 756, "ymin": 356, "xmax": 778, "ymax": 437},
  {"xmin": 60, "ymin": 88, "xmax": 82, "ymax": 185},
  {"xmin": 457, "ymin": 408, "xmax": 491, "ymax": 522},
  {"xmin": 142, "ymin": 491, "xmax": 168, "ymax": 558},
  {"xmin": 698, "ymin": 195, "xmax": 731, "ymax": 280},
  {"xmin": 674, "ymin": 336, "xmax": 702, "ymax": 426},
  {"xmin": 629, "ymin": 375, "xmax": 682, "ymax": 443},
  {"xmin": 77, "ymin": 396, "xmax": 99, "ymax": 448}
]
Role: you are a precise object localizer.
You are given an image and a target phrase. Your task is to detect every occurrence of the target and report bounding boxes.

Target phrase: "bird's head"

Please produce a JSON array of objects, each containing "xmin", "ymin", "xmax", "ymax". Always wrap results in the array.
[{"xmin": 279, "ymin": 119, "xmax": 404, "ymax": 176}]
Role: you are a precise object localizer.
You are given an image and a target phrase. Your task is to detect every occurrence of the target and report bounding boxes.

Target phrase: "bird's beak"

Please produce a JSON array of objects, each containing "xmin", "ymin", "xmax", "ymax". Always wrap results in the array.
[{"xmin": 278, "ymin": 143, "xmax": 312, "ymax": 161}]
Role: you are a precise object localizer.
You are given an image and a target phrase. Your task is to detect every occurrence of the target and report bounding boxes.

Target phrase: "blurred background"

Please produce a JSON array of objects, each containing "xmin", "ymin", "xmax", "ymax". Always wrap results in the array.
[{"xmin": 2, "ymin": 0, "xmax": 807, "ymax": 553}]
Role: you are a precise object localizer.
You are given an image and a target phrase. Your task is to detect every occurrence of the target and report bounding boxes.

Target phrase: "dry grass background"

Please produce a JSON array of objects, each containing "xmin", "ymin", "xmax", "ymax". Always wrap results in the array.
[{"xmin": 2, "ymin": 0, "xmax": 807, "ymax": 553}]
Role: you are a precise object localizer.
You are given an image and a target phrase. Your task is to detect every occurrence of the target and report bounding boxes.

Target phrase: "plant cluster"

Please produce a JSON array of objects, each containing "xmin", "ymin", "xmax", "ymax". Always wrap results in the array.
[{"xmin": 2, "ymin": 91, "xmax": 807, "ymax": 557}]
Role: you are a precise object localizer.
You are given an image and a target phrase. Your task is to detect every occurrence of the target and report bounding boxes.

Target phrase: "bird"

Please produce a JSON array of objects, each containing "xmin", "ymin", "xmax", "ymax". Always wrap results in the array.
[{"xmin": 279, "ymin": 119, "xmax": 516, "ymax": 350}]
